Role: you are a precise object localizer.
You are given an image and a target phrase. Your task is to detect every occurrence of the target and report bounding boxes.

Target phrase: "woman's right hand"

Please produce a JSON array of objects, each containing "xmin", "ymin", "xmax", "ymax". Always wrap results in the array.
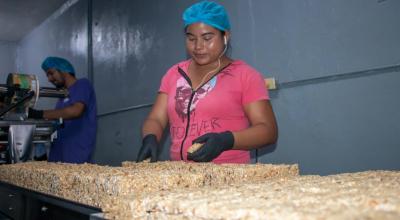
[{"xmin": 136, "ymin": 134, "xmax": 159, "ymax": 162}]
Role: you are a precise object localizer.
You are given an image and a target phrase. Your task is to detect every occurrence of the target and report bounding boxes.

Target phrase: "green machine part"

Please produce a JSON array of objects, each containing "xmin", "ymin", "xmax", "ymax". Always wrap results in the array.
[{"xmin": 5, "ymin": 73, "xmax": 39, "ymax": 114}]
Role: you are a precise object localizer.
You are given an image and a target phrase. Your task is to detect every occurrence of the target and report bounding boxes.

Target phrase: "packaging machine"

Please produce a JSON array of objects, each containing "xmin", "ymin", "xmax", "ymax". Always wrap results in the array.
[
  {"xmin": 0, "ymin": 73, "xmax": 103, "ymax": 219},
  {"xmin": 0, "ymin": 73, "xmax": 66, "ymax": 164}
]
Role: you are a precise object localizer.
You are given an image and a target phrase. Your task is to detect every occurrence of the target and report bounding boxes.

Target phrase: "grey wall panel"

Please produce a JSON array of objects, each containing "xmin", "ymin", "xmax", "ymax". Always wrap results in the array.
[
  {"xmin": 92, "ymin": 0, "xmax": 196, "ymax": 114},
  {"xmin": 93, "ymin": 107, "xmax": 171, "ymax": 166},
  {"xmin": 0, "ymin": 41, "xmax": 17, "ymax": 81},
  {"xmin": 94, "ymin": 109, "xmax": 146, "ymax": 166},
  {"xmin": 260, "ymin": 70, "xmax": 400, "ymax": 175},
  {"xmin": 225, "ymin": 0, "xmax": 400, "ymax": 82},
  {"xmin": 16, "ymin": 0, "xmax": 88, "ymax": 109}
]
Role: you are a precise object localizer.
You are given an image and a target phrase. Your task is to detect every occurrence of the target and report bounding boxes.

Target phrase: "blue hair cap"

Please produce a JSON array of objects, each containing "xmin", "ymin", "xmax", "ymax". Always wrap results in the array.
[
  {"xmin": 41, "ymin": 56, "xmax": 75, "ymax": 76},
  {"xmin": 183, "ymin": 1, "xmax": 231, "ymax": 31}
]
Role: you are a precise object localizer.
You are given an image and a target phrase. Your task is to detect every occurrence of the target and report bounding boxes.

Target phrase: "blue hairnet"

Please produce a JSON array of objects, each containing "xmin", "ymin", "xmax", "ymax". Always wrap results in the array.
[
  {"xmin": 183, "ymin": 1, "xmax": 231, "ymax": 31},
  {"xmin": 41, "ymin": 57, "xmax": 75, "ymax": 76}
]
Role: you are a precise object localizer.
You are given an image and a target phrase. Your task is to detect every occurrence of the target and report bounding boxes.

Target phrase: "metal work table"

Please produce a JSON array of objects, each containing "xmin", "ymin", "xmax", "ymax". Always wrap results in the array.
[{"xmin": 0, "ymin": 181, "xmax": 104, "ymax": 220}]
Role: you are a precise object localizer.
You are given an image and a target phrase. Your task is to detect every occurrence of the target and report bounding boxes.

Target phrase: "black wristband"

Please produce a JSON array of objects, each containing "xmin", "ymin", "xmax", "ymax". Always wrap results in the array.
[
  {"xmin": 142, "ymin": 134, "xmax": 158, "ymax": 145},
  {"xmin": 28, "ymin": 108, "xmax": 44, "ymax": 119},
  {"xmin": 221, "ymin": 131, "xmax": 234, "ymax": 150}
]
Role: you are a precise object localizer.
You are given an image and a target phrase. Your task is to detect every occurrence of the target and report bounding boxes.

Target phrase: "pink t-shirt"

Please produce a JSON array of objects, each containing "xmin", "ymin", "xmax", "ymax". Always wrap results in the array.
[{"xmin": 159, "ymin": 60, "xmax": 269, "ymax": 164}]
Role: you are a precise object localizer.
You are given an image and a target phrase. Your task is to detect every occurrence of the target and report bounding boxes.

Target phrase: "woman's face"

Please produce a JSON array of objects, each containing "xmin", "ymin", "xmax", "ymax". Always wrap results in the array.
[{"xmin": 185, "ymin": 22, "xmax": 227, "ymax": 66}]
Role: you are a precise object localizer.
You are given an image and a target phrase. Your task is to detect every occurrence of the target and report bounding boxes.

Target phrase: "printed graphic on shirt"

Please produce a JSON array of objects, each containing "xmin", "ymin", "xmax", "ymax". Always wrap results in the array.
[
  {"xmin": 171, "ymin": 117, "xmax": 221, "ymax": 140},
  {"xmin": 174, "ymin": 76, "xmax": 217, "ymax": 122}
]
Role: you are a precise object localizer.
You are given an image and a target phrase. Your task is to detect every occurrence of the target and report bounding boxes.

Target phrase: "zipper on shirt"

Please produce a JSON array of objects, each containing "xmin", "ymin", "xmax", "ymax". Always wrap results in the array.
[
  {"xmin": 180, "ymin": 90, "xmax": 195, "ymax": 160},
  {"xmin": 177, "ymin": 64, "xmax": 232, "ymax": 161}
]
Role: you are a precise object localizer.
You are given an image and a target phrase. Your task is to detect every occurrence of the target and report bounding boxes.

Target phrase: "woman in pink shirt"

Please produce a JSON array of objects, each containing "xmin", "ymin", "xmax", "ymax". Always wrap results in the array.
[{"xmin": 136, "ymin": 1, "xmax": 277, "ymax": 164}]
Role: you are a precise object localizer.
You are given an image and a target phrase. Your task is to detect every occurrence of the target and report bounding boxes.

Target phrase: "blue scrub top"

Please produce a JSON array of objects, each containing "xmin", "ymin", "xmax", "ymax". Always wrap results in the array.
[{"xmin": 48, "ymin": 78, "xmax": 97, "ymax": 163}]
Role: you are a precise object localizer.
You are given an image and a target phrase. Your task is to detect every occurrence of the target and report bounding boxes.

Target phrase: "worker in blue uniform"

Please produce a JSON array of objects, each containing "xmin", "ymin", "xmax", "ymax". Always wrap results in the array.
[{"xmin": 29, "ymin": 57, "xmax": 97, "ymax": 163}]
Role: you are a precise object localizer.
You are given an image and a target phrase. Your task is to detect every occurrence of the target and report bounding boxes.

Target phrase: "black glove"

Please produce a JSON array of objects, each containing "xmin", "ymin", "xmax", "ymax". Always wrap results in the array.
[
  {"xmin": 28, "ymin": 108, "xmax": 44, "ymax": 119},
  {"xmin": 136, "ymin": 134, "xmax": 159, "ymax": 162},
  {"xmin": 187, "ymin": 131, "xmax": 234, "ymax": 162}
]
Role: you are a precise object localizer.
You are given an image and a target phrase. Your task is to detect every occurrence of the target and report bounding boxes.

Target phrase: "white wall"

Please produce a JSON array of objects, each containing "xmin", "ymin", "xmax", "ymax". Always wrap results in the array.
[{"xmin": 0, "ymin": 41, "xmax": 17, "ymax": 82}]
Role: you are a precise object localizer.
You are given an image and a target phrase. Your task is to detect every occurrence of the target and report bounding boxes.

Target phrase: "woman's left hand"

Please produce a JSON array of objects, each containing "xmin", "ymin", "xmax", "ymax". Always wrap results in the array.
[{"xmin": 187, "ymin": 131, "xmax": 234, "ymax": 162}]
